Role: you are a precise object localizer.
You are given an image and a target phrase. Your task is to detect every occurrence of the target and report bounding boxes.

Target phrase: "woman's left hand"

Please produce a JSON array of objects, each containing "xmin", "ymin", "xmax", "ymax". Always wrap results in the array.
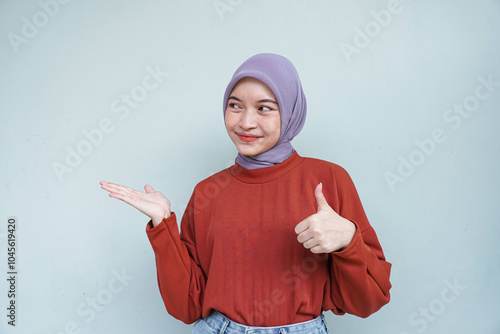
[{"xmin": 295, "ymin": 183, "xmax": 356, "ymax": 253}]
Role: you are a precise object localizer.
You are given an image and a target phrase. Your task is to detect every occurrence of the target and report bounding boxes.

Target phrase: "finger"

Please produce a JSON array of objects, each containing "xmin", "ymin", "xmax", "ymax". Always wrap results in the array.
[
  {"xmin": 108, "ymin": 191, "xmax": 133, "ymax": 204},
  {"xmin": 101, "ymin": 184, "xmax": 129, "ymax": 196},
  {"xmin": 314, "ymin": 182, "xmax": 330, "ymax": 212},
  {"xmin": 100, "ymin": 180, "xmax": 120, "ymax": 187},
  {"xmin": 144, "ymin": 184, "xmax": 155, "ymax": 193},
  {"xmin": 100, "ymin": 181, "xmax": 120, "ymax": 190},
  {"xmin": 302, "ymin": 237, "xmax": 319, "ymax": 250},
  {"xmin": 100, "ymin": 180, "xmax": 113, "ymax": 190},
  {"xmin": 102, "ymin": 182, "xmax": 134, "ymax": 194},
  {"xmin": 297, "ymin": 230, "xmax": 314, "ymax": 244},
  {"xmin": 294, "ymin": 219, "xmax": 309, "ymax": 235},
  {"xmin": 309, "ymin": 245, "xmax": 325, "ymax": 254},
  {"xmin": 100, "ymin": 183, "xmax": 115, "ymax": 193}
]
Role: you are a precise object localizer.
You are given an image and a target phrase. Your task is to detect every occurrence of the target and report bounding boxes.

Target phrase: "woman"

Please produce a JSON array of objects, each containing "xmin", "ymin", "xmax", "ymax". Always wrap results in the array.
[{"xmin": 100, "ymin": 53, "xmax": 391, "ymax": 333}]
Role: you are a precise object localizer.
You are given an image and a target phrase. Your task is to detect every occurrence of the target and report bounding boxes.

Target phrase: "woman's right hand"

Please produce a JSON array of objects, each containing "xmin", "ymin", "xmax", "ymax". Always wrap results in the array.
[{"xmin": 100, "ymin": 181, "xmax": 171, "ymax": 227}]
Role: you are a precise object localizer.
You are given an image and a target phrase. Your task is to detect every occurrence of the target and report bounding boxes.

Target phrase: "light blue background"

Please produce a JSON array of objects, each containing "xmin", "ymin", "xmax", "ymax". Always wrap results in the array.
[{"xmin": 1, "ymin": 0, "xmax": 499, "ymax": 333}]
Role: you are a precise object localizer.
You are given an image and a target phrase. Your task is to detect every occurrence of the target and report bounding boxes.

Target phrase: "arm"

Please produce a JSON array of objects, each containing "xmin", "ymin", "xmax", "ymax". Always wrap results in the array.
[
  {"xmin": 328, "ymin": 167, "xmax": 392, "ymax": 318},
  {"xmin": 146, "ymin": 192, "xmax": 207, "ymax": 324},
  {"xmin": 100, "ymin": 180, "xmax": 206, "ymax": 322}
]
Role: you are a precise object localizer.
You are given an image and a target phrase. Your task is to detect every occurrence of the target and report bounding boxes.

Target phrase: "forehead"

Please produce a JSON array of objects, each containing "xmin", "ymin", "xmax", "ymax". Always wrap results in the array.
[{"xmin": 230, "ymin": 77, "xmax": 276, "ymax": 98}]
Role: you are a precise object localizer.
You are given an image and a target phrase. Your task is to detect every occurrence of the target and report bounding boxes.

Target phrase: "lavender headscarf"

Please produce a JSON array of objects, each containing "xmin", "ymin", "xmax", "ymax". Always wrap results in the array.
[{"xmin": 223, "ymin": 53, "xmax": 307, "ymax": 169}]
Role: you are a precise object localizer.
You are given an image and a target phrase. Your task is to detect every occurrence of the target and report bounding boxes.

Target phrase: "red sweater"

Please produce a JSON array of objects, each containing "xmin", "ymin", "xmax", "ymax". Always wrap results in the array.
[{"xmin": 146, "ymin": 151, "xmax": 391, "ymax": 326}]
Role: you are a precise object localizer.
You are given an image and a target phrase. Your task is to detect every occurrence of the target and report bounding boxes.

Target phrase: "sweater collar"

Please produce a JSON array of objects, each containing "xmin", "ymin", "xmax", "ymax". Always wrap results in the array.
[{"xmin": 228, "ymin": 150, "xmax": 304, "ymax": 184}]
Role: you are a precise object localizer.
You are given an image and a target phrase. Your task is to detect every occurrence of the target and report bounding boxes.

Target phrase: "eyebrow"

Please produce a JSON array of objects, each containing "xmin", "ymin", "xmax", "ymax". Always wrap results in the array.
[{"xmin": 228, "ymin": 95, "xmax": 279, "ymax": 105}]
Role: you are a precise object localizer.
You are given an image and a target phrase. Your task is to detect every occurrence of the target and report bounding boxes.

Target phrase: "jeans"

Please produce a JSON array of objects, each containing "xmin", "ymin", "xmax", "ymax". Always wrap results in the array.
[{"xmin": 192, "ymin": 310, "xmax": 329, "ymax": 334}]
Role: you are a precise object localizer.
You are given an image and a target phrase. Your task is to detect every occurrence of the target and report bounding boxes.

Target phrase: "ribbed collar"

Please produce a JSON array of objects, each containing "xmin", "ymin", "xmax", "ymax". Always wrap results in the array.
[{"xmin": 228, "ymin": 150, "xmax": 304, "ymax": 184}]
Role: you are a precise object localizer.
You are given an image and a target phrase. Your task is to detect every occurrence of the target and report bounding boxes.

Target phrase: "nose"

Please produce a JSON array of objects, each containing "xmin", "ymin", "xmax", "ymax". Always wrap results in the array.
[{"xmin": 239, "ymin": 109, "xmax": 257, "ymax": 129}]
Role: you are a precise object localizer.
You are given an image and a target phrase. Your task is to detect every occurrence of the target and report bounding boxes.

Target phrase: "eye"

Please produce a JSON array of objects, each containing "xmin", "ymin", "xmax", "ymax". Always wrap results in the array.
[
  {"xmin": 228, "ymin": 103, "xmax": 242, "ymax": 111},
  {"xmin": 259, "ymin": 106, "xmax": 272, "ymax": 112}
]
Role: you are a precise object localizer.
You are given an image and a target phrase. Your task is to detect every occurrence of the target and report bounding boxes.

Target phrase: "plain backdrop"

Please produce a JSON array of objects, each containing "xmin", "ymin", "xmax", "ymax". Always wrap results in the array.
[{"xmin": 1, "ymin": 1, "xmax": 500, "ymax": 333}]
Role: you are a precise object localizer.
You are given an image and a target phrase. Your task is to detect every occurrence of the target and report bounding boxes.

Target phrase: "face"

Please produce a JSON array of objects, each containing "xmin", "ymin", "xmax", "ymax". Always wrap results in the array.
[{"xmin": 225, "ymin": 77, "xmax": 281, "ymax": 156}]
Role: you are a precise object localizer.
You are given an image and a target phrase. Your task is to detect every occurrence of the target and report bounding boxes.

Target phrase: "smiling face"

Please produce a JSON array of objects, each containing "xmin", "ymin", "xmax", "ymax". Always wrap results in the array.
[{"xmin": 224, "ymin": 77, "xmax": 281, "ymax": 157}]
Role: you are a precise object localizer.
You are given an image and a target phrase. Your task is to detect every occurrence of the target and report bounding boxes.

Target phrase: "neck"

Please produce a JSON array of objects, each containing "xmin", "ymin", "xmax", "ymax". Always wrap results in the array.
[
  {"xmin": 235, "ymin": 142, "xmax": 294, "ymax": 170},
  {"xmin": 230, "ymin": 150, "xmax": 303, "ymax": 184}
]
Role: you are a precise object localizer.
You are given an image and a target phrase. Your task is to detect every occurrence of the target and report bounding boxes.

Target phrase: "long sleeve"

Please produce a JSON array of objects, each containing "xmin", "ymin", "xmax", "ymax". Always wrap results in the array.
[
  {"xmin": 145, "ymin": 192, "xmax": 206, "ymax": 324},
  {"xmin": 327, "ymin": 166, "xmax": 392, "ymax": 318}
]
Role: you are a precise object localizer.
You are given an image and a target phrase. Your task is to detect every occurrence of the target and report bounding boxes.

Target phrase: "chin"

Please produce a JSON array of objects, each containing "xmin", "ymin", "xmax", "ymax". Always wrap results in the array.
[
  {"xmin": 235, "ymin": 144, "xmax": 263, "ymax": 156},
  {"xmin": 237, "ymin": 148, "xmax": 259, "ymax": 156}
]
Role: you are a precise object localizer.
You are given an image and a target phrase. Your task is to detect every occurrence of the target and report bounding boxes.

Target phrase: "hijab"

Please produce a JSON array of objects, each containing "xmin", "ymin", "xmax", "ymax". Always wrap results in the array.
[{"xmin": 223, "ymin": 53, "xmax": 307, "ymax": 169}]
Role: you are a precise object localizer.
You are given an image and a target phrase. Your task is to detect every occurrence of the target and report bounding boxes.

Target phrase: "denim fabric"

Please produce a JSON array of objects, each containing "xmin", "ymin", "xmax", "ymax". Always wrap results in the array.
[{"xmin": 192, "ymin": 310, "xmax": 329, "ymax": 334}]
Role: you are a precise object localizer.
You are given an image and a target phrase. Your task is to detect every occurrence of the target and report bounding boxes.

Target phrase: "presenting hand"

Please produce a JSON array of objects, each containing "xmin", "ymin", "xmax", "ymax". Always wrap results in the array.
[
  {"xmin": 295, "ymin": 183, "xmax": 356, "ymax": 253},
  {"xmin": 100, "ymin": 181, "xmax": 171, "ymax": 227}
]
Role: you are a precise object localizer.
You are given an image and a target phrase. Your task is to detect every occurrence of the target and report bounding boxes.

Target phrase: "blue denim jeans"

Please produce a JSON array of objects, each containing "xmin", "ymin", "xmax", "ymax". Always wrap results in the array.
[{"xmin": 192, "ymin": 310, "xmax": 329, "ymax": 334}]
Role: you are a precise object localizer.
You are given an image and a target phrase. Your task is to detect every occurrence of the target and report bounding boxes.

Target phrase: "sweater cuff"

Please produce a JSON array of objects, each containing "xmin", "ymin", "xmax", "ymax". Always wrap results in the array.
[{"xmin": 145, "ymin": 212, "xmax": 178, "ymax": 242}]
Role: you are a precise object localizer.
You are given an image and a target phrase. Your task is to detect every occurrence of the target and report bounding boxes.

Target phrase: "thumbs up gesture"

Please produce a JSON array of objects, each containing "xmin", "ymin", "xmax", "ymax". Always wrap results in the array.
[{"xmin": 295, "ymin": 183, "xmax": 356, "ymax": 253}]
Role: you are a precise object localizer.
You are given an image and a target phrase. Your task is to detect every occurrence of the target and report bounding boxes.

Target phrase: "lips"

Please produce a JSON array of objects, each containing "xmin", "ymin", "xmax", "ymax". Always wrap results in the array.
[{"xmin": 237, "ymin": 133, "xmax": 261, "ymax": 142}]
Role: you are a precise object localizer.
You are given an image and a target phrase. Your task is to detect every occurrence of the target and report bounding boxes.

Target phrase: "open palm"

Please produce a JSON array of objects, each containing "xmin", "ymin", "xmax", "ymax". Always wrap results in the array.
[{"xmin": 100, "ymin": 181, "xmax": 171, "ymax": 227}]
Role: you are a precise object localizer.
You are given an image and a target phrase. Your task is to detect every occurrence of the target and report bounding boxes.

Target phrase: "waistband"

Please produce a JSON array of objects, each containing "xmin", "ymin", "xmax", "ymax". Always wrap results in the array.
[{"xmin": 203, "ymin": 310, "xmax": 326, "ymax": 333}]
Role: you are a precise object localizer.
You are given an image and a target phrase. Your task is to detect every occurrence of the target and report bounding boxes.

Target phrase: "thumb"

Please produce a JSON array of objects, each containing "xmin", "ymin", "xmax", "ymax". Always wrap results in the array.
[
  {"xmin": 144, "ymin": 184, "xmax": 155, "ymax": 193},
  {"xmin": 314, "ymin": 182, "xmax": 330, "ymax": 211}
]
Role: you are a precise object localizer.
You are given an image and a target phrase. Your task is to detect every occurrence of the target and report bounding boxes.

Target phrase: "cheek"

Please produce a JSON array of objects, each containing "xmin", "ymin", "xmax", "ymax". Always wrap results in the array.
[
  {"xmin": 265, "ymin": 116, "xmax": 281, "ymax": 140},
  {"xmin": 224, "ymin": 112, "xmax": 234, "ymax": 129}
]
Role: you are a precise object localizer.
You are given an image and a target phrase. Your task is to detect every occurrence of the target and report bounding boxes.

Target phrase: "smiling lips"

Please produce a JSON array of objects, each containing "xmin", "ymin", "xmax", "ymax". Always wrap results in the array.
[{"xmin": 237, "ymin": 133, "xmax": 261, "ymax": 142}]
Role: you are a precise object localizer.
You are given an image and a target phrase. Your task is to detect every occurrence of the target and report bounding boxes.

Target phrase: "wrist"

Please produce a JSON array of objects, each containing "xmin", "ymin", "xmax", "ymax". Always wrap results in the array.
[
  {"xmin": 152, "ymin": 210, "xmax": 171, "ymax": 227},
  {"xmin": 338, "ymin": 219, "xmax": 356, "ymax": 251},
  {"xmin": 151, "ymin": 217, "xmax": 163, "ymax": 227}
]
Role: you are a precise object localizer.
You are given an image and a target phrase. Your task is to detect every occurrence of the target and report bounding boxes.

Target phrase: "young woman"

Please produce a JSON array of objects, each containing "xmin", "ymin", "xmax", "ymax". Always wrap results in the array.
[{"xmin": 100, "ymin": 53, "xmax": 391, "ymax": 333}]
